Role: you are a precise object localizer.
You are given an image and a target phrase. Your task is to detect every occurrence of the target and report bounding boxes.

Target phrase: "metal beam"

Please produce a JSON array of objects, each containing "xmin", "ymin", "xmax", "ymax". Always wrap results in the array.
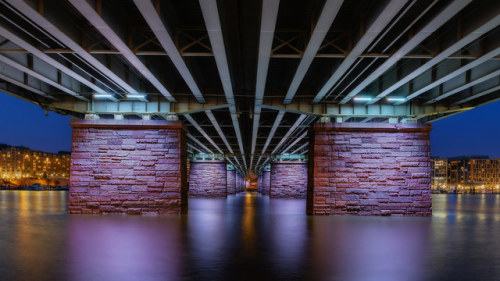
[
  {"xmin": 50, "ymin": 99, "xmax": 170, "ymax": 115},
  {"xmin": 0, "ymin": 72, "xmax": 55, "ymax": 100},
  {"xmin": 187, "ymin": 133, "xmax": 213, "ymax": 153},
  {"xmin": 188, "ymin": 143, "xmax": 204, "ymax": 154},
  {"xmin": 339, "ymin": 0, "xmax": 473, "ymax": 104},
  {"xmin": 199, "ymin": 0, "xmax": 246, "ymax": 169},
  {"xmin": 5, "ymin": 47, "xmax": 500, "ymax": 60},
  {"xmin": 291, "ymin": 142, "xmax": 308, "ymax": 154},
  {"xmin": 360, "ymin": 116, "xmax": 376, "ymax": 123},
  {"xmin": 261, "ymin": 110, "xmax": 285, "ymax": 155},
  {"xmin": 184, "ymin": 114, "xmax": 224, "ymax": 154},
  {"xmin": 325, "ymin": 0, "xmax": 437, "ymax": 102},
  {"xmin": 133, "ymin": 0, "xmax": 205, "ymax": 103},
  {"xmin": 4, "ymin": 0, "xmax": 137, "ymax": 95},
  {"xmin": 271, "ymin": 114, "xmax": 307, "ymax": 154},
  {"xmin": 374, "ymin": 14, "xmax": 500, "ymax": 104},
  {"xmin": 284, "ymin": 0, "xmax": 344, "ymax": 104},
  {"xmin": 452, "ymin": 84, "xmax": 500, "ymax": 106},
  {"xmin": 281, "ymin": 131, "xmax": 308, "ymax": 154},
  {"xmin": 426, "ymin": 68, "xmax": 500, "ymax": 104},
  {"xmin": 205, "ymin": 109, "xmax": 234, "ymax": 154},
  {"xmin": 67, "ymin": 0, "xmax": 175, "ymax": 101},
  {"xmin": 312, "ymin": 0, "xmax": 408, "ymax": 104},
  {"xmin": 0, "ymin": 54, "xmax": 83, "ymax": 100},
  {"xmin": 401, "ymin": 47, "xmax": 500, "ymax": 104},
  {"xmin": 0, "ymin": 26, "xmax": 100, "ymax": 98},
  {"xmin": 251, "ymin": 0, "xmax": 280, "ymax": 169}
]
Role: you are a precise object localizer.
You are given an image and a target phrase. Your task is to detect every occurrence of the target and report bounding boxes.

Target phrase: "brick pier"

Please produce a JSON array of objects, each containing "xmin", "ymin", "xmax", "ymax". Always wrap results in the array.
[
  {"xmin": 307, "ymin": 122, "xmax": 432, "ymax": 216},
  {"xmin": 189, "ymin": 160, "xmax": 227, "ymax": 197},
  {"xmin": 69, "ymin": 119, "xmax": 188, "ymax": 215},
  {"xmin": 227, "ymin": 167, "xmax": 236, "ymax": 194},
  {"xmin": 261, "ymin": 168, "xmax": 271, "ymax": 195},
  {"xmin": 270, "ymin": 161, "xmax": 308, "ymax": 198}
]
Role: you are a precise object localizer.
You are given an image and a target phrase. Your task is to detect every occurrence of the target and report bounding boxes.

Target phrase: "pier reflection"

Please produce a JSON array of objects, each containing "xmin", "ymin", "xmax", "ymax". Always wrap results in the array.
[{"xmin": 1, "ymin": 192, "xmax": 500, "ymax": 280}]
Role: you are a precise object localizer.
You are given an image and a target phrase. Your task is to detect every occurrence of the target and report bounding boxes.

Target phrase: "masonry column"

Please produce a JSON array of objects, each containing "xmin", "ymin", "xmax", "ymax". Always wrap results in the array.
[
  {"xmin": 189, "ymin": 160, "xmax": 227, "ymax": 197},
  {"xmin": 262, "ymin": 167, "xmax": 271, "ymax": 195},
  {"xmin": 69, "ymin": 119, "xmax": 188, "ymax": 215},
  {"xmin": 307, "ymin": 122, "xmax": 432, "ymax": 216},
  {"xmin": 257, "ymin": 174, "xmax": 263, "ymax": 192},
  {"xmin": 237, "ymin": 174, "xmax": 244, "ymax": 192},
  {"xmin": 227, "ymin": 165, "xmax": 236, "ymax": 194},
  {"xmin": 270, "ymin": 161, "xmax": 308, "ymax": 198}
]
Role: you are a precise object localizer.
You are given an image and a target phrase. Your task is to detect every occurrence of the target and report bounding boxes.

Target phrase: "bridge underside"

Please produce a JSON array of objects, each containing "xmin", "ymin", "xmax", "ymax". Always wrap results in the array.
[{"xmin": 0, "ymin": 0, "xmax": 499, "ymax": 215}]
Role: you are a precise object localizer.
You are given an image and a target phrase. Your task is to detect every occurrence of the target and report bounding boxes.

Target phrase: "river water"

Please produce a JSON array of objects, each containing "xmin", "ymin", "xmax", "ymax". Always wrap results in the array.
[{"xmin": 0, "ymin": 191, "xmax": 499, "ymax": 281}]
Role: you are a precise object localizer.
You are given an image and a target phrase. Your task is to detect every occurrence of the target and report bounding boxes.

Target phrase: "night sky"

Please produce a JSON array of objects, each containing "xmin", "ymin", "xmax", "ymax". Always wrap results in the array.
[
  {"xmin": 0, "ymin": 92, "xmax": 72, "ymax": 153},
  {"xmin": 1, "ymin": 91, "xmax": 500, "ymax": 158}
]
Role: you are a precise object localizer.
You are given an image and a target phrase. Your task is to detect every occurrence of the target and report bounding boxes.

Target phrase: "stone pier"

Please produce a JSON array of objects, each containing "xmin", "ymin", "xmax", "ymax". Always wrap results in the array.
[
  {"xmin": 257, "ymin": 174, "xmax": 263, "ymax": 193},
  {"xmin": 227, "ymin": 166, "xmax": 236, "ymax": 194},
  {"xmin": 261, "ymin": 168, "xmax": 271, "ymax": 195},
  {"xmin": 307, "ymin": 122, "xmax": 432, "ymax": 216},
  {"xmin": 270, "ymin": 161, "xmax": 308, "ymax": 198},
  {"xmin": 189, "ymin": 160, "xmax": 227, "ymax": 197},
  {"xmin": 68, "ymin": 119, "xmax": 188, "ymax": 215},
  {"xmin": 236, "ymin": 174, "xmax": 244, "ymax": 192}
]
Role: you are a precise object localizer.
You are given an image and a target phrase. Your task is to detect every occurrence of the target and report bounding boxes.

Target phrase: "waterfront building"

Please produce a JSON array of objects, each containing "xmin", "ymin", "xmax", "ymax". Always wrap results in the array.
[
  {"xmin": 0, "ymin": 144, "xmax": 70, "ymax": 186},
  {"xmin": 447, "ymin": 156, "xmax": 500, "ymax": 192},
  {"xmin": 431, "ymin": 157, "xmax": 448, "ymax": 190}
]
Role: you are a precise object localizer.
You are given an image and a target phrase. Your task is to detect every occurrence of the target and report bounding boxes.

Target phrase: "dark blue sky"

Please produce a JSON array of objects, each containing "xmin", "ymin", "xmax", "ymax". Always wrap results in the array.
[
  {"xmin": 0, "ymin": 92, "xmax": 72, "ymax": 153},
  {"xmin": 1, "ymin": 91, "xmax": 500, "ymax": 158}
]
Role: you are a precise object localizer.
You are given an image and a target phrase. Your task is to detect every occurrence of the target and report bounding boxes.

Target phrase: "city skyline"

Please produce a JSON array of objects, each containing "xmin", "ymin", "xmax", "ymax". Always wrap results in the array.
[
  {"xmin": 0, "ymin": 92, "xmax": 72, "ymax": 153},
  {"xmin": 2, "ymin": 91, "xmax": 500, "ymax": 158}
]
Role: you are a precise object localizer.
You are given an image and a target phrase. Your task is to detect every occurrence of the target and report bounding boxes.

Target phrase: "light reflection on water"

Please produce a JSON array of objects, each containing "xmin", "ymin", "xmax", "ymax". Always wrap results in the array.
[{"xmin": 1, "ymin": 191, "xmax": 500, "ymax": 280}]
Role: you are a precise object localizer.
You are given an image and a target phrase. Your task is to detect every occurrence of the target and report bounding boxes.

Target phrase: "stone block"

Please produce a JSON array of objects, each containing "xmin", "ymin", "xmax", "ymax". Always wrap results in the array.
[
  {"xmin": 69, "ymin": 119, "xmax": 187, "ymax": 215},
  {"xmin": 189, "ymin": 160, "xmax": 227, "ymax": 197},
  {"xmin": 307, "ymin": 122, "xmax": 432, "ymax": 216},
  {"xmin": 270, "ymin": 162, "xmax": 307, "ymax": 198}
]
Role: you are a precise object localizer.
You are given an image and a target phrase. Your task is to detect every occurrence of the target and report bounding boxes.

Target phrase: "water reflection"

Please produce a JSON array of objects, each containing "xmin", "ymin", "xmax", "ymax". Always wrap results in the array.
[
  {"xmin": 1, "ymin": 191, "xmax": 500, "ymax": 280},
  {"xmin": 310, "ymin": 217, "xmax": 431, "ymax": 281},
  {"xmin": 67, "ymin": 217, "xmax": 182, "ymax": 281}
]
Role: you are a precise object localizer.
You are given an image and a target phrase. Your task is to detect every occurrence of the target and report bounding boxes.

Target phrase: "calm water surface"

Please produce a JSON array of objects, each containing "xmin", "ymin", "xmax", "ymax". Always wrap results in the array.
[{"xmin": 1, "ymin": 191, "xmax": 500, "ymax": 281}]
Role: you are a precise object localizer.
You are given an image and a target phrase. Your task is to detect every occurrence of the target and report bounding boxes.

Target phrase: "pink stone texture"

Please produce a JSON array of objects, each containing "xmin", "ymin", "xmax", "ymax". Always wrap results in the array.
[
  {"xmin": 68, "ymin": 119, "xmax": 188, "ymax": 215},
  {"xmin": 236, "ymin": 174, "xmax": 244, "ymax": 192},
  {"xmin": 257, "ymin": 174, "xmax": 263, "ymax": 192},
  {"xmin": 307, "ymin": 122, "xmax": 432, "ymax": 216},
  {"xmin": 270, "ymin": 162, "xmax": 308, "ymax": 198},
  {"xmin": 189, "ymin": 160, "xmax": 227, "ymax": 197},
  {"xmin": 261, "ymin": 170, "xmax": 271, "ymax": 195},
  {"xmin": 227, "ymin": 168, "xmax": 236, "ymax": 194}
]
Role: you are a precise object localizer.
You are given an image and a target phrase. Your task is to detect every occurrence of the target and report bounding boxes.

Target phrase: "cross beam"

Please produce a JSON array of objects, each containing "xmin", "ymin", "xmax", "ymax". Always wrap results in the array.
[
  {"xmin": 339, "ymin": 0, "xmax": 473, "ymax": 104},
  {"xmin": 251, "ymin": 0, "xmax": 280, "ymax": 169},
  {"xmin": 375, "ymin": 13, "xmax": 500, "ymax": 104},
  {"xmin": 283, "ymin": 0, "xmax": 344, "ymax": 104},
  {"xmin": 199, "ymin": 0, "xmax": 246, "ymax": 169},
  {"xmin": 133, "ymin": 0, "xmax": 206, "ymax": 103},
  {"xmin": 4, "ymin": 0, "xmax": 137, "ymax": 96},
  {"xmin": 67, "ymin": 0, "xmax": 175, "ymax": 101}
]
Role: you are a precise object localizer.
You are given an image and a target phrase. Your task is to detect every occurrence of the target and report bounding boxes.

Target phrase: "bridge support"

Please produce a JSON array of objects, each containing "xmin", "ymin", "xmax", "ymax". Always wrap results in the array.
[
  {"xmin": 307, "ymin": 123, "xmax": 432, "ymax": 216},
  {"xmin": 69, "ymin": 119, "xmax": 188, "ymax": 214},
  {"xmin": 270, "ymin": 161, "xmax": 308, "ymax": 198},
  {"xmin": 189, "ymin": 160, "xmax": 227, "ymax": 197},
  {"xmin": 227, "ymin": 167, "xmax": 236, "ymax": 194},
  {"xmin": 237, "ymin": 174, "xmax": 244, "ymax": 192},
  {"xmin": 261, "ymin": 168, "xmax": 271, "ymax": 195}
]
